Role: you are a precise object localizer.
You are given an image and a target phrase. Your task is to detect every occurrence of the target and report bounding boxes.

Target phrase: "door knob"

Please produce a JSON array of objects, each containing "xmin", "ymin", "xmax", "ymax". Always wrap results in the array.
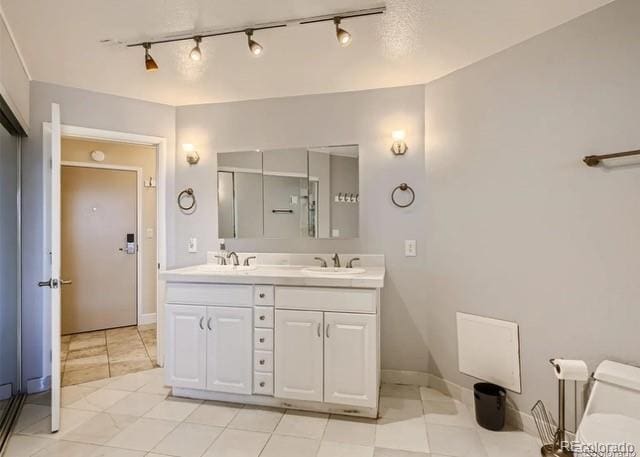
[
  {"xmin": 259, "ymin": 360, "xmax": 265, "ymax": 365},
  {"xmin": 259, "ymin": 382, "xmax": 265, "ymax": 387},
  {"xmin": 259, "ymin": 293, "xmax": 265, "ymax": 298},
  {"xmin": 259, "ymin": 315, "xmax": 265, "ymax": 321},
  {"xmin": 259, "ymin": 337, "xmax": 265, "ymax": 343},
  {"xmin": 38, "ymin": 279, "xmax": 53, "ymax": 288}
]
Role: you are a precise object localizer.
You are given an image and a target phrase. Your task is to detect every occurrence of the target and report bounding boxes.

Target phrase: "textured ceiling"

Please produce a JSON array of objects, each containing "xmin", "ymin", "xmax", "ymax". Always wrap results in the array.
[{"xmin": 2, "ymin": 0, "xmax": 614, "ymax": 106}]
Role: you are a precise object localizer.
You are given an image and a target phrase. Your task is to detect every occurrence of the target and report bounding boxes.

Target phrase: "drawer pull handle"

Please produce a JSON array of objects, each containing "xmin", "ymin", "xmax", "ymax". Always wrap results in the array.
[
  {"xmin": 326, "ymin": 324, "xmax": 330, "ymax": 338},
  {"xmin": 199, "ymin": 317, "xmax": 204, "ymax": 330},
  {"xmin": 259, "ymin": 293, "xmax": 266, "ymax": 298},
  {"xmin": 317, "ymin": 323, "xmax": 321, "ymax": 338},
  {"xmin": 259, "ymin": 382, "xmax": 265, "ymax": 387},
  {"xmin": 259, "ymin": 315, "xmax": 266, "ymax": 321},
  {"xmin": 259, "ymin": 360, "xmax": 265, "ymax": 365},
  {"xmin": 259, "ymin": 337, "xmax": 265, "ymax": 343},
  {"xmin": 207, "ymin": 318, "xmax": 212, "ymax": 331}
]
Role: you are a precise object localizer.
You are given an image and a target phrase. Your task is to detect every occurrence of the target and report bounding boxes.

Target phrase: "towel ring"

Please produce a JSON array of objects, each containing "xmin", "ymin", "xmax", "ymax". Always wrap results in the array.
[
  {"xmin": 391, "ymin": 183, "xmax": 415, "ymax": 208},
  {"xmin": 178, "ymin": 188, "xmax": 196, "ymax": 211}
]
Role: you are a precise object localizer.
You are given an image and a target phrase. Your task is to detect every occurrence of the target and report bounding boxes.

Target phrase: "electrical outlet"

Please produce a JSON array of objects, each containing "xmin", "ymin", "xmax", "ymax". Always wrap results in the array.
[
  {"xmin": 188, "ymin": 237, "xmax": 198, "ymax": 253},
  {"xmin": 405, "ymin": 239, "xmax": 417, "ymax": 257}
]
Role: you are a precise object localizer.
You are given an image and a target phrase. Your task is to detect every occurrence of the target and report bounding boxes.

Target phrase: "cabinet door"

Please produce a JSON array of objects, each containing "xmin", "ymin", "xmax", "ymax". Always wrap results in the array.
[
  {"xmin": 274, "ymin": 310, "xmax": 323, "ymax": 402},
  {"xmin": 206, "ymin": 306, "xmax": 253, "ymax": 394},
  {"xmin": 324, "ymin": 312, "xmax": 377, "ymax": 407},
  {"xmin": 166, "ymin": 305, "xmax": 206, "ymax": 389}
]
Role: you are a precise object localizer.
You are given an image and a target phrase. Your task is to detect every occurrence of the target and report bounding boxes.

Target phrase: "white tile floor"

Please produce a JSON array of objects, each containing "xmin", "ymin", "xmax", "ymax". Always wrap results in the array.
[{"xmin": 5, "ymin": 367, "xmax": 541, "ymax": 457}]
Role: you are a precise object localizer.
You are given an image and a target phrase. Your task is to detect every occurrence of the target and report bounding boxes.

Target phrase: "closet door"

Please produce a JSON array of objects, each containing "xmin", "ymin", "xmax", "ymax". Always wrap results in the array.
[
  {"xmin": 274, "ymin": 309, "xmax": 323, "ymax": 402},
  {"xmin": 206, "ymin": 306, "xmax": 252, "ymax": 394},
  {"xmin": 324, "ymin": 312, "xmax": 377, "ymax": 408}
]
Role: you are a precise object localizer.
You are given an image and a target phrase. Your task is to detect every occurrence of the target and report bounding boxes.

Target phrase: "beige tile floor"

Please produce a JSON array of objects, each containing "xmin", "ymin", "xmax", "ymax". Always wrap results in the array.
[
  {"xmin": 61, "ymin": 324, "xmax": 157, "ymax": 387},
  {"xmin": 6, "ymin": 367, "xmax": 541, "ymax": 457}
]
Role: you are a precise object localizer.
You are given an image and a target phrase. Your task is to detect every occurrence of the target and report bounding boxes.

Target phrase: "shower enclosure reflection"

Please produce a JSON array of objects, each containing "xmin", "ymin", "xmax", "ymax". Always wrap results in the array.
[{"xmin": 217, "ymin": 145, "xmax": 359, "ymax": 239}]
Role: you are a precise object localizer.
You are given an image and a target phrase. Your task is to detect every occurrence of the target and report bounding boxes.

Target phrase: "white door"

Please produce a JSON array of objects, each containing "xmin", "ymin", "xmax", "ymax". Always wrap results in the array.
[
  {"xmin": 324, "ymin": 313, "xmax": 377, "ymax": 408},
  {"xmin": 274, "ymin": 309, "xmax": 323, "ymax": 402},
  {"xmin": 41, "ymin": 103, "xmax": 64, "ymax": 432},
  {"xmin": 206, "ymin": 306, "xmax": 252, "ymax": 394},
  {"xmin": 165, "ymin": 305, "xmax": 206, "ymax": 389}
]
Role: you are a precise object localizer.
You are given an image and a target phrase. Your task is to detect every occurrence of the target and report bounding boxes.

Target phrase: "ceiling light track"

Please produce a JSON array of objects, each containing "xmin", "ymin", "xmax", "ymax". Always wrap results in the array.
[{"xmin": 127, "ymin": 6, "xmax": 385, "ymax": 70}]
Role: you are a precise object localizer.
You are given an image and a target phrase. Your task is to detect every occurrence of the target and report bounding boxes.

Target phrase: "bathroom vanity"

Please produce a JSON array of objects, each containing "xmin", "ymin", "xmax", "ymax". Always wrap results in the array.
[{"xmin": 160, "ymin": 253, "xmax": 384, "ymax": 418}]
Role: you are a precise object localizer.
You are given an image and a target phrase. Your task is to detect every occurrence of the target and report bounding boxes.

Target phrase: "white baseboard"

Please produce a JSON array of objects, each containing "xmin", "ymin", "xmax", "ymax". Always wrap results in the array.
[
  {"xmin": 381, "ymin": 369, "xmax": 539, "ymax": 437},
  {"xmin": 139, "ymin": 313, "xmax": 157, "ymax": 325}
]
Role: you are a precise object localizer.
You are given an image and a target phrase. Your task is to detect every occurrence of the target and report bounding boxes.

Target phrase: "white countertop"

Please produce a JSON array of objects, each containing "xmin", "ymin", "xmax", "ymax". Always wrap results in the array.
[{"xmin": 160, "ymin": 264, "xmax": 385, "ymax": 288}]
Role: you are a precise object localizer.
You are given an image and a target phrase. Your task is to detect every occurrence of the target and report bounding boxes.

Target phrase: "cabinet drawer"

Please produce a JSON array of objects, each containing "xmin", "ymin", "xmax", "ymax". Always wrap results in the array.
[
  {"xmin": 254, "ymin": 286, "xmax": 274, "ymax": 305},
  {"xmin": 254, "ymin": 328, "xmax": 273, "ymax": 350},
  {"xmin": 166, "ymin": 283, "xmax": 252, "ymax": 306},
  {"xmin": 254, "ymin": 350, "xmax": 273, "ymax": 372},
  {"xmin": 254, "ymin": 307, "xmax": 274, "ymax": 328},
  {"xmin": 275, "ymin": 287, "xmax": 377, "ymax": 313},
  {"xmin": 254, "ymin": 372, "xmax": 273, "ymax": 395}
]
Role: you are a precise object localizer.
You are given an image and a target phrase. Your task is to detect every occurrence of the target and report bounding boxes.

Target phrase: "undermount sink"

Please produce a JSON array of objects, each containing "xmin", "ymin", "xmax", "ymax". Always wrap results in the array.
[
  {"xmin": 302, "ymin": 266, "xmax": 366, "ymax": 275},
  {"xmin": 195, "ymin": 264, "xmax": 257, "ymax": 273}
]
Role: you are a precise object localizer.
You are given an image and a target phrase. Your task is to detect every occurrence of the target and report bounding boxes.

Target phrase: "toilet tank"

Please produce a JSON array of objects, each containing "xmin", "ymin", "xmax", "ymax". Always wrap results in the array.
[{"xmin": 577, "ymin": 360, "xmax": 640, "ymax": 453}]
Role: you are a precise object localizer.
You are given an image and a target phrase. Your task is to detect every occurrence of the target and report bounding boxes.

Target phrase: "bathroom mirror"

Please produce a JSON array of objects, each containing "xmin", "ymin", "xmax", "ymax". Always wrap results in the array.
[{"xmin": 217, "ymin": 145, "xmax": 359, "ymax": 239}]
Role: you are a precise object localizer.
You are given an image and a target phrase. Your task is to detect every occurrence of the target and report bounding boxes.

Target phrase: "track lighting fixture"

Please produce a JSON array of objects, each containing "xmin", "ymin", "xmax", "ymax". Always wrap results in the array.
[
  {"xmin": 245, "ymin": 29, "xmax": 263, "ymax": 56},
  {"xmin": 334, "ymin": 18, "xmax": 352, "ymax": 47},
  {"xmin": 189, "ymin": 36, "xmax": 202, "ymax": 61},
  {"xmin": 128, "ymin": 7, "xmax": 385, "ymax": 72},
  {"xmin": 143, "ymin": 43, "xmax": 158, "ymax": 71}
]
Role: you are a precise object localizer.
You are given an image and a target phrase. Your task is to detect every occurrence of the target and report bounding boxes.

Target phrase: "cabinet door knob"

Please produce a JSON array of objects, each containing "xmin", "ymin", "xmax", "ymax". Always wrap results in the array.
[
  {"xmin": 259, "ymin": 360, "xmax": 265, "ymax": 365},
  {"xmin": 259, "ymin": 315, "xmax": 266, "ymax": 321},
  {"xmin": 259, "ymin": 382, "xmax": 265, "ymax": 387},
  {"xmin": 259, "ymin": 337, "xmax": 265, "ymax": 343},
  {"xmin": 259, "ymin": 293, "xmax": 266, "ymax": 298}
]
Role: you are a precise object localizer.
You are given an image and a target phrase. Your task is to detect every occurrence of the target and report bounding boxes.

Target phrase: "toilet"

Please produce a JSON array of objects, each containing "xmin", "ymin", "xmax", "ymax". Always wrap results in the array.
[{"xmin": 576, "ymin": 360, "xmax": 640, "ymax": 454}]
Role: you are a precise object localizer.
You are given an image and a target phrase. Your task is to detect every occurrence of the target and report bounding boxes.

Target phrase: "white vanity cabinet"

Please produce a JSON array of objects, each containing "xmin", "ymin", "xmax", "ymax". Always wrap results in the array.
[
  {"xmin": 163, "ymin": 276, "xmax": 382, "ymax": 418},
  {"xmin": 165, "ymin": 284, "xmax": 254, "ymax": 395},
  {"xmin": 274, "ymin": 287, "xmax": 379, "ymax": 409}
]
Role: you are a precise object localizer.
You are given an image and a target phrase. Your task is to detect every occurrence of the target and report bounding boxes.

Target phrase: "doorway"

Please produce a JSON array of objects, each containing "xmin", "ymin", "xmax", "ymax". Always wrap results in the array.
[{"xmin": 59, "ymin": 138, "xmax": 158, "ymax": 386}]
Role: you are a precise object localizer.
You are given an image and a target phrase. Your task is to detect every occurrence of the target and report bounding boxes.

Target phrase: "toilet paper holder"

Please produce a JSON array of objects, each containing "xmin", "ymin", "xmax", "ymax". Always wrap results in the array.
[{"xmin": 531, "ymin": 358, "xmax": 588, "ymax": 457}]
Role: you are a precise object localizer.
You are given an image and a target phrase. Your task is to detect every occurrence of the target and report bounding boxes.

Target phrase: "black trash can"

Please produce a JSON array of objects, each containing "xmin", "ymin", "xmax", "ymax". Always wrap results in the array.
[{"xmin": 474, "ymin": 382, "xmax": 506, "ymax": 431}]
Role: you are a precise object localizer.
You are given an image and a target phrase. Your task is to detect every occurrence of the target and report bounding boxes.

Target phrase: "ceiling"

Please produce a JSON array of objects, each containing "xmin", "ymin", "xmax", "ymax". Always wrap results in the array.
[{"xmin": 2, "ymin": 0, "xmax": 614, "ymax": 106}]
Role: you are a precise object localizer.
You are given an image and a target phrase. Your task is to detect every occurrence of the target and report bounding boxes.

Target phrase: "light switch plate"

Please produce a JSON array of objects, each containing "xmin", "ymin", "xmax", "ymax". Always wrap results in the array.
[
  {"xmin": 405, "ymin": 239, "xmax": 417, "ymax": 257},
  {"xmin": 188, "ymin": 237, "xmax": 198, "ymax": 253},
  {"xmin": 146, "ymin": 228, "xmax": 154, "ymax": 239}
]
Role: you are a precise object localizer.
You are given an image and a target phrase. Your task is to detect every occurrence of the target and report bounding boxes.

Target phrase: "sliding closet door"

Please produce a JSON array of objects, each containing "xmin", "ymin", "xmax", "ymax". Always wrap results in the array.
[{"xmin": 0, "ymin": 119, "xmax": 19, "ymax": 414}]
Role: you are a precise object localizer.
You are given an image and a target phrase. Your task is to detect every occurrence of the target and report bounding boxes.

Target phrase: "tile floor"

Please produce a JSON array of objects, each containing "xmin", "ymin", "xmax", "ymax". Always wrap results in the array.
[
  {"xmin": 61, "ymin": 324, "xmax": 157, "ymax": 386},
  {"xmin": 6, "ymin": 367, "xmax": 541, "ymax": 457}
]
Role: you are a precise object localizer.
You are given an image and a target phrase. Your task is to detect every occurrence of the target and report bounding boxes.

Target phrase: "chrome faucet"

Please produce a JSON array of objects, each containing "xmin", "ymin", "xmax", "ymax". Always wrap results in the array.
[
  {"xmin": 227, "ymin": 251, "xmax": 240, "ymax": 266},
  {"xmin": 314, "ymin": 257, "xmax": 328, "ymax": 268},
  {"xmin": 346, "ymin": 257, "xmax": 360, "ymax": 268},
  {"xmin": 243, "ymin": 256, "xmax": 256, "ymax": 266},
  {"xmin": 214, "ymin": 255, "xmax": 227, "ymax": 265},
  {"xmin": 331, "ymin": 253, "xmax": 341, "ymax": 268}
]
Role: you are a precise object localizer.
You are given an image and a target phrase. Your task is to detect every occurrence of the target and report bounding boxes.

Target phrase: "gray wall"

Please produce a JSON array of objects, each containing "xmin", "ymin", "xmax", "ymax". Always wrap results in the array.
[
  {"xmin": 424, "ymin": 0, "xmax": 640, "ymax": 415},
  {"xmin": 176, "ymin": 86, "xmax": 428, "ymax": 371},
  {"xmin": 0, "ymin": 125, "xmax": 18, "ymax": 397},
  {"xmin": 22, "ymin": 81, "xmax": 176, "ymax": 390}
]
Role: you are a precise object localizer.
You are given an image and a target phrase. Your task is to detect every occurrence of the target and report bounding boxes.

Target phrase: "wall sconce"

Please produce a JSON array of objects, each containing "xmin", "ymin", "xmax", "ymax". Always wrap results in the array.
[
  {"xmin": 183, "ymin": 143, "xmax": 200, "ymax": 165},
  {"xmin": 391, "ymin": 130, "xmax": 408, "ymax": 155}
]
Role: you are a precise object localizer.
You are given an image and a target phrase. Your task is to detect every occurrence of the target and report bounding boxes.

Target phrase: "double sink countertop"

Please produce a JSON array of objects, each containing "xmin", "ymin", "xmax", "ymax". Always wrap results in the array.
[{"xmin": 160, "ymin": 253, "xmax": 385, "ymax": 288}]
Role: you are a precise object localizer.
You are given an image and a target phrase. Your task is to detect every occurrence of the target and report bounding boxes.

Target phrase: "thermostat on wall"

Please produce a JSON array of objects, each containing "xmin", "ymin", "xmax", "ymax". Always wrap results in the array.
[{"xmin": 90, "ymin": 150, "xmax": 105, "ymax": 162}]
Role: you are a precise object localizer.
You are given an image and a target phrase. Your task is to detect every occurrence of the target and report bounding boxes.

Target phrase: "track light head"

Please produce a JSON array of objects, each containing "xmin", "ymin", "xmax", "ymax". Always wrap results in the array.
[
  {"xmin": 334, "ymin": 17, "xmax": 352, "ymax": 47},
  {"xmin": 189, "ymin": 36, "xmax": 202, "ymax": 61},
  {"xmin": 245, "ymin": 29, "xmax": 263, "ymax": 56},
  {"xmin": 143, "ymin": 43, "xmax": 158, "ymax": 71}
]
